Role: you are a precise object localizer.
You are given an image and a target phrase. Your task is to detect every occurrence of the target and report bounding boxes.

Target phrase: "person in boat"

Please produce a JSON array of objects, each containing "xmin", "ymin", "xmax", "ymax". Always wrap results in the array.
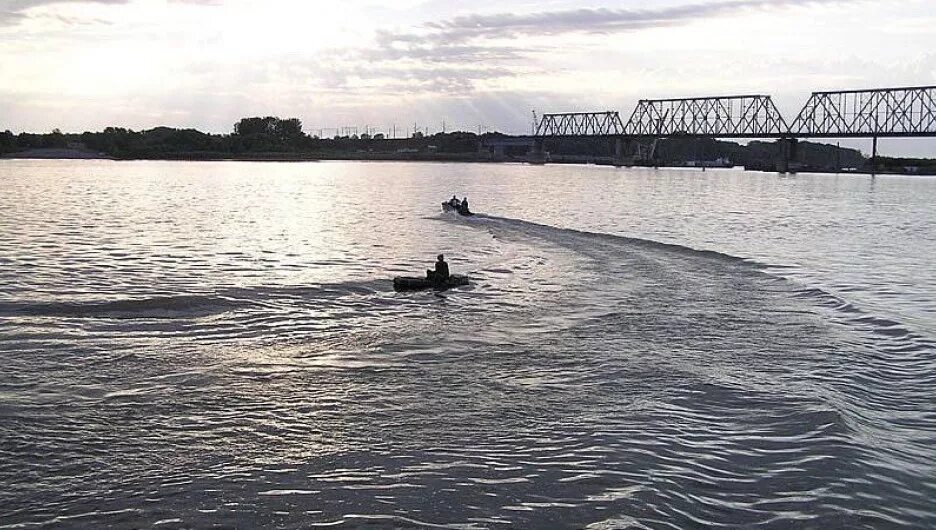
[
  {"xmin": 459, "ymin": 197, "xmax": 470, "ymax": 214},
  {"xmin": 427, "ymin": 254, "xmax": 450, "ymax": 283},
  {"xmin": 450, "ymin": 195, "xmax": 460, "ymax": 208}
]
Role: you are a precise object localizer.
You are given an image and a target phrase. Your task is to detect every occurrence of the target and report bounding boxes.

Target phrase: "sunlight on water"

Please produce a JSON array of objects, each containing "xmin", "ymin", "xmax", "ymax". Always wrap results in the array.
[{"xmin": 1, "ymin": 160, "xmax": 935, "ymax": 529}]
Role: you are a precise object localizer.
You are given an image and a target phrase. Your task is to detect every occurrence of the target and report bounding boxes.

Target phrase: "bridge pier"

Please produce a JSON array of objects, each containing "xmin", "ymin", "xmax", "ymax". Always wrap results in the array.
[
  {"xmin": 613, "ymin": 137, "xmax": 626, "ymax": 167},
  {"xmin": 527, "ymin": 138, "xmax": 547, "ymax": 164},
  {"xmin": 871, "ymin": 136, "xmax": 878, "ymax": 175},
  {"xmin": 778, "ymin": 137, "xmax": 799, "ymax": 173}
]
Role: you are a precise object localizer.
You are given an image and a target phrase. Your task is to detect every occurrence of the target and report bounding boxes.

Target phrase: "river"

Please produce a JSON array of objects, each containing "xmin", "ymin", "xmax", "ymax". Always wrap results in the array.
[{"xmin": 1, "ymin": 160, "xmax": 934, "ymax": 528}]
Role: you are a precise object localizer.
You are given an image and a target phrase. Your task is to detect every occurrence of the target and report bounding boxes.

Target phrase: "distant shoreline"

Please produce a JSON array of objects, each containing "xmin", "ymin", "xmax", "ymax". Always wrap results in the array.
[
  {"xmin": 3, "ymin": 150, "xmax": 933, "ymax": 176},
  {"xmin": 5, "ymin": 117, "xmax": 934, "ymax": 175},
  {"xmin": 3, "ymin": 148, "xmax": 113, "ymax": 160},
  {"xmin": 5, "ymin": 121, "xmax": 934, "ymax": 175}
]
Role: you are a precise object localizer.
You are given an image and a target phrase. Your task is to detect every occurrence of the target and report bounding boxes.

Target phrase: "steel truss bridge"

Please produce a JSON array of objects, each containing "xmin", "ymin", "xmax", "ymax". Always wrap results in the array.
[
  {"xmin": 517, "ymin": 85, "xmax": 936, "ymax": 169},
  {"xmin": 534, "ymin": 86, "xmax": 936, "ymax": 140}
]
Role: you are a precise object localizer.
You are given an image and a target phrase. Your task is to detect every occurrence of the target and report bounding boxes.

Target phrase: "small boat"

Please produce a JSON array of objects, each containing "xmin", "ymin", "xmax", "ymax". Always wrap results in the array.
[
  {"xmin": 442, "ymin": 201, "xmax": 473, "ymax": 216},
  {"xmin": 393, "ymin": 275, "xmax": 470, "ymax": 292}
]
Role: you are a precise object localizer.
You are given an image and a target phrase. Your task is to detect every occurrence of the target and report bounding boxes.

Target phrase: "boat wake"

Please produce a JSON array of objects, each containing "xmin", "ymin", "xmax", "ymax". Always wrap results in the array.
[{"xmin": 470, "ymin": 213, "xmax": 765, "ymax": 268}]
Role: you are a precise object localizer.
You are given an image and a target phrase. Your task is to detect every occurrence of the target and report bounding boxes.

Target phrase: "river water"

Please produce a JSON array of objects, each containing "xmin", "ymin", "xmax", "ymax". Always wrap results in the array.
[{"xmin": 1, "ymin": 160, "xmax": 934, "ymax": 529}]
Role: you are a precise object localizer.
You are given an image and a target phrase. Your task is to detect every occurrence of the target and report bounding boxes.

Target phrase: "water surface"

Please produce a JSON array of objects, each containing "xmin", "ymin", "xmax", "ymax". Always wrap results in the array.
[{"xmin": 1, "ymin": 160, "xmax": 934, "ymax": 529}]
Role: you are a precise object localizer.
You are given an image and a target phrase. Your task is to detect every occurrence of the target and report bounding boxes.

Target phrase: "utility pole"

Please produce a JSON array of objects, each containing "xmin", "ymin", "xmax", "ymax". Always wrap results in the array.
[{"xmin": 872, "ymin": 109, "xmax": 880, "ymax": 176}]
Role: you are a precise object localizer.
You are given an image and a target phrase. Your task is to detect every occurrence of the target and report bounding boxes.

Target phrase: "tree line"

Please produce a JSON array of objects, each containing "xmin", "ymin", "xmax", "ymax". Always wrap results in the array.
[
  {"xmin": 0, "ymin": 117, "xmax": 489, "ymax": 159},
  {"xmin": 3, "ymin": 118, "xmax": 932, "ymax": 171}
]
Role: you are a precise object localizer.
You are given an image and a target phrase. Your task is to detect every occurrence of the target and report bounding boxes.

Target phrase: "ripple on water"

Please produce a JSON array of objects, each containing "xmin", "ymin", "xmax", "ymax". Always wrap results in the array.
[{"xmin": 1, "ymin": 162, "xmax": 935, "ymax": 529}]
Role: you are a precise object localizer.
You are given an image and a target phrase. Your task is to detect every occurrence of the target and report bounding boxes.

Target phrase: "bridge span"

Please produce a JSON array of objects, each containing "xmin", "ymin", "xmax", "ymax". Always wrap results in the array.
[{"xmin": 483, "ymin": 85, "xmax": 936, "ymax": 171}]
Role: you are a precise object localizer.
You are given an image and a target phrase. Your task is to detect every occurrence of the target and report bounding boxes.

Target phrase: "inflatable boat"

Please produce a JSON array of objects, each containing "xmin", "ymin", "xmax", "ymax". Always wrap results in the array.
[{"xmin": 393, "ymin": 274, "xmax": 470, "ymax": 292}]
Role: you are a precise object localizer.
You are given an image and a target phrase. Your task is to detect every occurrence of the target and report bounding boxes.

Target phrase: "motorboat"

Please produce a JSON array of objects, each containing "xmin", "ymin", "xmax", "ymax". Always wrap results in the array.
[
  {"xmin": 393, "ymin": 274, "xmax": 470, "ymax": 292},
  {"xmin": 442, "ymin": 199, "xmax": 473, "ymax": 216}
]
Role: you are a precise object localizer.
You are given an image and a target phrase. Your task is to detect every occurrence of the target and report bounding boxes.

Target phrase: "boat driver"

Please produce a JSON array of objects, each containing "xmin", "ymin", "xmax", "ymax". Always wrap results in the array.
[{"xmin": 427, "ymin": 254, "xmax": 450, "ymax": 282}]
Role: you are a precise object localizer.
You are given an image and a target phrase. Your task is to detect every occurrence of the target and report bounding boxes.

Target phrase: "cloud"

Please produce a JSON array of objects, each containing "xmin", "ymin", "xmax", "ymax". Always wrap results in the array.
[
  {"xmin": 5, "ymin": 0, "xmax": 916, "ymax": 148},
  {"xmin": 0, "ymin": 0, "xmax": 220, "ymax": 27},
  {"xmin": 423, "ymin": 0, "xmax": 862, "ymax": 41},
  {"xmin": 344, "ymin": 0, "xmax": 866, "ymax": 96},
  {"xmin": 351, "ymin": 0, "xmax": 860, "ymax": 95},
  {"xmin": 0, "ymin": 0, "xmax": 128, "ymax": 26},
  {"xmin": 3, "ymin": 0, "xmax": 126, "ymax": 8}
]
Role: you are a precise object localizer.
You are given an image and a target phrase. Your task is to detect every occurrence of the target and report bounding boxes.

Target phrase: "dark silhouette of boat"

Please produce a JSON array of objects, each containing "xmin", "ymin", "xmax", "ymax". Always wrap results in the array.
[
  {"xmin": 442, "ymin": 200, "xmax": 473, "ymax": 216},
  {"xmin": 393, "ymin": 275, "xmax": 470, "ymax": 292}
]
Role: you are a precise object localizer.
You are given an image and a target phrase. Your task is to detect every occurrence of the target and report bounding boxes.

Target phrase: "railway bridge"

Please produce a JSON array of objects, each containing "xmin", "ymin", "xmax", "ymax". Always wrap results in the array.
[{"xmin": 483, "ymin": 85, "xmax": 936, "ymax": 171}]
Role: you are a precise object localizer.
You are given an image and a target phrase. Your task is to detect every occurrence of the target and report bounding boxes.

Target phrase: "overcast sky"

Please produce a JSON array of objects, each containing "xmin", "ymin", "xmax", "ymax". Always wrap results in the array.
[{"xmin": 1, "ymin": 0, "xmax": 934, "ymax": 154}]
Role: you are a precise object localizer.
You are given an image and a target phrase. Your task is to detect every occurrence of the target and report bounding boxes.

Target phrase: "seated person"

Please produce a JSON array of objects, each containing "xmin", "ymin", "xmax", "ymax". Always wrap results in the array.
[{"xmin": 426, "ymin": 254, "xmax": 450, "ymax": 282}]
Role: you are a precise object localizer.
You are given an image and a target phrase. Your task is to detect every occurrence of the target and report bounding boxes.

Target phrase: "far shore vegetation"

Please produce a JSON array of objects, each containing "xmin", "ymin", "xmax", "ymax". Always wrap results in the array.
[{"xmin": 2, "ymin": 116, "xmax": 935, "ymax": 174}]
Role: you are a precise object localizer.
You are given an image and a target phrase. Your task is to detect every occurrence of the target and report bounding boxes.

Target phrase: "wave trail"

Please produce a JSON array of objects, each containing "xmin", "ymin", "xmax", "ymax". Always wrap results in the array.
[
  {"xmin": 463, "ymin": 214, "xmax": 766, "ymax": 269},
  {"xmin": 0, "ymin": 279, "xmax": 390, "ymax": 320},
  {"xmin": 0, "ymin": 295, "xmax": 242, "ymax": 319}
]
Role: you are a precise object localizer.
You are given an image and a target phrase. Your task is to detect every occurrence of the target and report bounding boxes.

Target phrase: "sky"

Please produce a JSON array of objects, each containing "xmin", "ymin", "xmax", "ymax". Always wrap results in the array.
[{"xmin": 1, "ymin": 0, "xmax": 935, "ymax": 155}]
